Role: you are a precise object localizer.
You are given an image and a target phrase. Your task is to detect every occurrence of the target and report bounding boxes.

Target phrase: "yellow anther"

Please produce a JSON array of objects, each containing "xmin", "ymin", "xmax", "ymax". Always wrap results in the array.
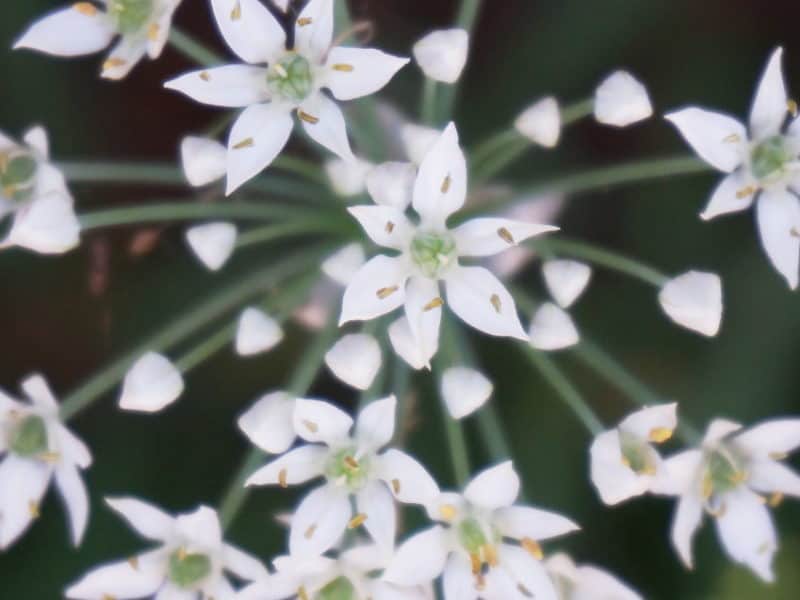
[
  {"xmin": 298, "ymin": 110, "xmax": 320, "ymax": 124},
  {"xmin": 620, "ymin": 454, "xmax": 631, "ymax": 468},
  {"xmin": 199, "ymin": 71, "xmax": 211, "ymax": 81},
  {"xmin": 127, "ymin": 556, "xmax": 139, "ymax": 570},
  {"xmin": 333, "ymin": 63, "xmax": 354, "ymax": 72},
  {"xmin": 177, "ymin": 546, "xmax": 187, "ymax": 560},
  {"xmin": 469, "ymin": 552, "xmax": 482, "ymax": 574},
  {"xmin": 348, "ymin": 513, "xmax": 368, "ymax": 529},
  {"xmin": 391, "ymin": 478, "xmax": 401, "ymax": 494},
  {"xmin": 233, "ymin": 137, "xmax": 254, "ymax": 150},
  {"xmin": 497, "ymin": 227, "xmax": 515, "ymax": 245},
  {"xmin": 423, "ymin": 297, "xmax": 444, "ymax": 311},
  {"xmin": 344, "ymin": 456, "xmax": 359, "ymax": 469},
  {"xmin": 278, "ymin": 468, "xmax": 288, "ymax": 488},
  {"xmin": 38, "ymin": 451, "xmax": 61, "ymax": 464},
  {"xmin": 789, "ymin": 99, "xmax": 798, "ymax": 117},
  {"xmin": 490, "ymin": 294, "xmax": 502, "ymax": 313},
  {"xmin": 701, "ymin": 474, "xmax": 714, "ymax": 500},
  {"xmin": 302, "ymin": 419, "xmax": 319, "ymax": 433},
  {"xmin": 73, "ymin": 2, "xmax": 98, "ymax": 16},
  {"xmin": 440, "ymin": 504, "xmax": 457, "ymax": 521},
  {"xmin": 274, "ymin": 63, "xmax": 289, "ymax": 78},
  {"xmin": 723, "ymin": 133, "xmax": 741, "ymax": 143},
  {"xmin": 147, "ymin": 22, "xmax": 160, "ymax": 42},
  {"xmin": 28, "ymin": 501, "xmax": 40, "ymax": 519},
  {"xmin": 297, "ymin": 17, "xmax": 313, "ymax": 26},
  {"xmin": 385, "ymin": 221, "xmax": 395, "ymax": 233},
  {"xmin": 304, "ymin": 524, "xmax": 317, "ymax": 539},
  {"xmin": 736, "ymin": 185, "xmax": 757, "ymax": 199},
  {"xmin": 441, "ymin": 175, "xmax": 452, "ymax": 194},
  {"xmin": 102, "ymin": 595, "xmax": 117, "ymax": 600},
  {"xmin": 649, "ymin": 427, "xmax": 674, "ymax": 444},
  {"xmin": 769, "ymin": 451, "xmax": 789, "ymax": 460},
  {"xmin": 729, "ymin": 470, "xmax": 748, "ymax": 485},
  {"xmin": 482, "ymin": 544, "xmax": 498, "ymax": 567},
  {"xmin": 230, "ymin": 1, "xmax": 242, "ymax": 20},
  {"xmin": 297, "ymin": 587, "xmax": 310, "ymax": 600},
  {"xmin": 103, "ymin": 58, "xmax": 127, "ymax": 71},
  {"xmin": 521, "ymin": 537, "xmax": 543, "ymax": 560},
  {"xmin": 376, "ymin": 285, "xmax": 399, "ymax": 299}
]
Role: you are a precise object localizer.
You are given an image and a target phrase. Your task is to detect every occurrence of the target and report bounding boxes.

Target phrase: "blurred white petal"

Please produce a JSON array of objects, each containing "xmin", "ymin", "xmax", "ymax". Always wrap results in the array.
[
  {"xmin": 119, "ymin": 353, "xmax": 184, "ymax": 413},
  {"xmin": 325, "ymin": 333, "xmax": 382, "ymax": 391},
  {"xmin": 180, "ymin": 136, "xmax": 227, "ymax": 187},
  {"xmin": 401, "ymin": 123, "xmax": 440, "ymax": 165},
  {"xmin": 440, "ymin": 367, "xmax": 493, "ymax": 419},
  {"xmin": 665, "ymin": 108, "xmax": 746, "ymax": 173},
  {"xmin": 528, "ymin": 302, "xmax": 579, "ymax": 350},
  {"xmin": 514, "ymin": 97, "xmax": 561, "ymax": 148},
  {"xmin": 235, "ymin": 307, "xmax": 283, "ymax": 356},
  {"xmin": 464, "ymin": 461, "xmax": 520, "ymax": 510},
  {"xmin": 594, "ymin": 71, "xmax": 653, "ymax": 127},
  {"xmin": 542, "ymin": 259, "xmax": 592, "ymax": 308},
  {"xmin": 237, "ymin": 391, "xmax": 296, "ymax": 454},
  {"xmin": 325, "ymin": 157, "xmax": 373, "ymax": 196},
  {"xmin": 322, "ymin": 243, "xmax": 366, "ymax": 286},
  {"xmin": 366, "ymin": 162, "xmax": 417, "ymax": 209},
  {"xmin": 413, "ymin": 28, "xmax": 469, "ymax": 84},
  {"xmin": 14, "ymin": 5, "xmax": 114, "ymax": 57},
  {"xmin": 185, "ymin": 222, "xmax": 237, "ymax": 272},
  {"xmin": 658, "ymin": 271, "xmax": 723, "ymax": 336}
]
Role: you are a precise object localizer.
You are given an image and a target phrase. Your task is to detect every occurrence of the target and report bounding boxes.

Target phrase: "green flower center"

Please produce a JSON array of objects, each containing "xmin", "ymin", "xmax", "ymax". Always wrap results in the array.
[
  {"xmin": 267, "ymin": 54, "xmax": 314, "ymax": 103},
  {"xmin": 410, "ymin": 232, "xmax": 457, "ymax": 278},
  {"xmin": 458, "ymin": 518, "xmax": 489, "ymax": 555},
  {"xmin": 9, "ymin": 415, "xmax": 48, "ymax": 458},
  {"xmin": 168, "ymin": 550, "xmax": 212, "ymax": 589},
  {"xmin": 326, "ymin": 448, "xmax": 370, "ymax": 491},
  {"xmin": 0, "ymin": 152, "xmax": 37, "ymax": 204},
  {"xmin": 109, "ymin": 0, "xmax": 155, "ymax": 35},
  {"xmin": 619, "ymin": 431, "xmax": 656, "ymax": 475},
  {"xmin": 317, "ymin": 576, "xmax": 357, "ymax": 600},
  {"xmin": 751, "ymin": 135, "xmax": 794, "ymax": 183},
  {"xmin": 702, "ymin": 447, "xmax": 745, "ymax": 499}
]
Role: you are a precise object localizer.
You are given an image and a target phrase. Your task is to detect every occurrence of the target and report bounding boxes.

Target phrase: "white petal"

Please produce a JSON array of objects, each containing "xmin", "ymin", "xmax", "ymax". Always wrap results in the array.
[
  {"xmin": 299, "ymin": 92, "xmax": 355, "ymax": 162},
  {"xmin": 589, "ymin": 430, "xmax": 651, "ymax": 505},
  {"xmin": 412, "ymin": 123, "xmax": 467, "ymax": 228},
  {"xmin": 366, "ymin": 162, "xmax": 417, "ymax": 210},
  {"xmin": 440, "ymin": 367, "xmax": 492, "ymax": 420},
  {"xmin": 0, "ymin": 455, "xmax": 51, "ymax": 549},
  {"xmin": 376, "ymin": 448, "xmax": 440, "ymax": 507},
  {"xmin": 619, "ymin": 403, "xmax": 678, "ymax": 440},
  {"xmin": 156, "ymin": 584, "xmax": 196, "ymax": 600},
  {"xmin": 55, "ymin": 462, "xmax": 89, "ymax": 546},
  {"xmin": 146, "ymin": 2, "xmax": 180, "ymax": 60},
  {"xmin": 293, "ymin": 398, "xmax": 354, "ymax": 445},
  {"xmin": 445, "ymin": 266, "xmax": 527, "ymax": 340},
  {"xmin": 700, "ymin": 171, "xmax": 755, "ymax": 221},
  {"xmin": 210, "ymin": 0, "xmax": 286, "ymax": 64},
  {"xmin": 703, "ymin": 419, "xmax": 743, "ymax": 447},
  {"xmin": 671, "ymin": 490, "xmax": 704, "ymax": 568},
  {"xmin": 118, "ymin": 352, "xmax": 184, "ymax": 413},
  {"xmin": 294, "ymin": 0, "xmax": 334, "ymax": 63},
  {"xmin": 325, "ymin": 156, "xmax": 373, "ymax": 196},
  {"xmin": 54, "ymin": 425, "xmax": 93, "ymax": 469},
  {"xmin": 664, "ymin": 108, "xmax": 746, "ymax": 173},
  {"xmin": 222, "ymin": 543, "xmax": 270, "ymax": 582},
  {"xmin": 65, "ymin": 554, "xmax": 164, "ymax": 599},
  {"xmin": 569, "ymin": 564, "xmax": 643, "ymax": 600},
  {"xmin": 325, "ymin": 47, "xmax": 409, "ymax": 101},
  {"xmin": 174, "ymin": 505, "xmax": 222, "ymax": 549},
  {"xmin": 356, "ymin": 395, "xmax": 396, "ymax": 450},
  {"xmin": 347, "ymin": 205, "xmax": 415, "ymax": 250},
  {"xmin": 322, "ymin": 243, "xmax": 367, "ymax": 286},
  {"xmin": 715, "ymin": 487, "xmax": 777, "ymax": 582},
  {"xmin": 542, "ymin": 260, "xmax": 592, "ymax": 308},
  {"xmin": 14, "ymin": 5, "xmax": 114, "ymax": 57},
  {"xmin": 749, "ymin": 48, "xmax": 788, "ymax": 139},
  {"xmin": 105, "ymin": 496, "xmax": 174, "ymax": 542},
  {"xmin": 21, "ymin": 373, "xmax": 59, "ymax": 411},
  {"xmin": 325, "ymin": 334, "xmax": 382, "ymax": 391},
  {"xmin": 185, "ymin": 222, "xmax": 238, "ymax": 271},
  {"xmin": 442, "ymin": 555, "xmax": 478, "ymax": 600},
  {"xmin": 388, "ymin": 316, "xmax": 439, "ymax": 371},
  {"xmin": 245, "ymin": 444, "xmax": 327, "ymax": 487},
  {"xmin": 4, "ymin": 192, "xmax": 80, "ymax": 255},
  {"xmin": 401, "ymin": 124, "xmax": 441, "ymax": 165},
  {"xmin": 180, "ymin": 136, "xmax": 227, "ymax": 187},
  {"xmin": 23, "ymin": 125, "xmax": 49, "ymax": 158},
  {"xmin": 412, "ymin": 29, "xmax": 469, "ymax": 84},
  {"xmin": 756, "ymin": 189, "xmax": 800, "ymax": 289},
  {"xmin": 494, "ymin": 505, "xmax": 579, "ymax": 542},
  {"xmin": 237, "ymin": 391, "xmax": 296, "ymax": 454},
  {"xmin": 527, "ymin": 302, "xmax": 579, "ymax": 350},
  {"xmin": 403, "ymin": 276, "xmax": 443, "ymax": 370},
  {"xmin": 464, "ymin": 461, "xmax": 520, "ymax": 510},
  {"xmin": 500, "ymin": 544, "xmax": 559, "ymax": 600},
  {"xmin": 226, "ymin": 103, "xmax": 294, "ymax": 195},
  {"xmin": 341, "ymin": 543, "xmax": 391, "ymax": 574},
  {"xmin": 235, "ymin": 307, "xmax": 284, "ymax": 356},
  {"xmin": 165, "ymin": 65, "xmax": 270, "ymax": 108},
  {"xmin": 594, "ymin": 71, "xmax": 653, "ymax": 127},
  {"xmin": 748, "ymin": 460, "xmax": 800, "ymax": 497},
  {"xmin": 339, "ymin": 255, "xmax": 410, "ymax": 325},
  {"xmin": 453, "ymin": 218, "xmax": 558, "ymax": 258},
  {"xmin": 514, "ymin": 97, "xmax": 561, "ymax": 148},
  {"xmin": 658, "ymin": 270, "xmax": 723, "ymax": 337},
  {"xmin": 650, "ymin": 449, "xmax": 703, "ymax": 496},
  {"xmin": 733, "ymin": 418, "xmax": 800, "ymax": 458},
  {"xmin": 357, "ymin": 480, "xmax": 396, "ymax": 551},
  {"xmin": 100, "ymin": 36, "xmax": 147, "ymax": 80},
  {"xmin": 383, "ymin": 526, "xmax": 450, "ymax": 586},
  {"xmin": 289, "ymin": 484, "xmax": 350, "ymax": 556}
]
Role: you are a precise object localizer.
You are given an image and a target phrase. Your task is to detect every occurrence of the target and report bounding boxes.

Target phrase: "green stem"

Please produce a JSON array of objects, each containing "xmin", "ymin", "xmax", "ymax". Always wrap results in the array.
[
  {"xmin": 235, "ymin": 220, "xmax": 355, "ymax": 250},
  {"xmin": 421, "ymin": 78, "xmax": 440, "ymax": 127},
  {"xmin": 168, "ymin": 27, "xmax": 223, "ymax": 67}
]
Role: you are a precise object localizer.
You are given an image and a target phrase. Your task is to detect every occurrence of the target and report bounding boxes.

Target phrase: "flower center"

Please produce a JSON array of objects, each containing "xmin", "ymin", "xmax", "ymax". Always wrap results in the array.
[
  {"xmin": 702, "ymin": 447, "xmax": 746, "ymax": 500},
  {"xmin": 751, "ymin": 135, "xmax": 794, "ymax": 183},
  {"xmin": 410, "ymin": 231, "xmax": 457, "ymax": 278},
  {"xmin": 9, "ymin": 415, "xmax": 48, "ymax": 458},
  {"xmin": 267, "ymin": 54, "xmax": 314, "ymax": 103},
  {"xmin": 458, "ymin": 517, "xmax": 489, "ymax": 555},
  {"xmin": 316, "ymin": 576, "xmax": 356, "ymax": 600},
  {"xmin": 619, "ymin": 431, "xmax": 657, "ymax": 475},
  {"xmin": 326, "ymin": 447, "xmax": 370, "ymax": 492},
  {"xmin": 0, "ymin": 151, "xmax": 37, "ymax": 204},
  {"xmin": 168, "ymin": 550, "xmax": 212, "ymax": 589},
  {"xmin": 109, "ymin": 0, "xmax": 155, "ymax": 35}
]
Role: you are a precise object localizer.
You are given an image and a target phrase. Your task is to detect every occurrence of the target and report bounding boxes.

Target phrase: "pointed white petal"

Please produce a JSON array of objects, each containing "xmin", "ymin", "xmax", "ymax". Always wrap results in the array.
[
  {"xmin": 325, "ymin": 334, "xmax": 382, "ymax": 391},
  {"xmin": 180, "ymin": 136, "xmax": 227, "ymax": 187},
  {"xmin": 105, "ymin": 497, "xmax": 174, "ymax": 542},
  {"xmin": 568, "ymin": 563, "xmax": 642, "ymax": 600},
  {"xmin": 620, "ymin": 403, "xmax": 678, "ymax": 440},
  {"xmin": 703, "ymin": 419, "xmax": 743, "ymax": 447},
  {"xmin": 4, "ymin": 192, "xmax": 80, "ymax": 255},
  {"xmin": 413, "ymin": 28, "xmax": 469, "ymax": 84},
  {"xmin": 165, "ymin": 65, "xmax": 270, "ymax": 108},
  {"xmin": 357, "ymin": 480, "xmax": 396, "ymax": 551},
  {"xmin": 542, "ymin": 259, "xmax": 592, "ymax": 308},
  {"xmin": 118, "ymin": 352, "xmax": 184, "ymax": 413},
  {"xmin": 383, "ymin": 526, "xmax": 450, "ymax": 586},
  {"xmin": 366, "ymin": 161, "xmax": 417, "ymax": 209},
  {"xmin": 174, "ymin": 505, "xmax": 222, "ymax": 550},
  {"xmin": 495, "ymin": 505, "xmax": 579, "ymax": 542},
  {"xmin": 464, "ymin": 461, "xmax": 520, "ymax": 510},
  {"xmin": 388, "ymin": 316, "xmax": 438, "ymax": 371},
  {"xmin": 0, "ymin": 455, "xmax": 51, "ymax": 549},
  {"xmin": 700, "ymin": 171, "xmax": 756, "ymax": 221},
  {"xmin": 401, "ymin": 124, "xmax": 441, "ymax": 166},
  {"xmin": 589, "ymin": 430, "xmax": 651, "ymax": 505},
  {"xmin": 347, "ymin": 205, "xmax": 415, "ymax": 250},
  {"xmin": 322, "ymin": 243, "xmax": 366, "ymax": 286},
  {"xmin": 658, "ymin": 271, "xmax": 723, "ymax": 336},
  {"xmin": 146, "ymin": 2, "xmax": 180, "ymax": 60},
  {"xmin": 65, "ymin": 554, "xmax": 165, "ymax": 599},
  {"xmin": 442, "ymin": 555, "xmax": 478, "ymax": 600},
  {"xmin": 749, "ymin": 48, "xmax": 788, "ymax": 139},
  {"xmin": 445, "ymin": 266, "xmax": 527, "ymax": 340},
  {"xmin": 294, "ymin": 0, "xmax": 334, "ymax": 63},
  {"xmin": 500, "ymin": 544, "xmax": 559, "ymax": 600},
  {"xmin": 453, "ymin": 218, "xmax": 558, "ymax": 258},
  {"xmin": 671, "ymin": 490, "xmax": 704, "ymax": 568},
  {"xmin": 14, "ymin": 6, "xmax": 114, "ymax": 57},
  {"xmin": 245, "ymin": 444, "xmax": 327, "ymax": 487},
  {"xmin": 156, "ymin": 583, "xmax": 196, "ymax": 600},
  {"xmin": 715, "ymin": 487, "xmax": 777, "ymax": 582},
  {"xmin": 100, "ymin": 36, "xmax": 147, "ymax": 80},
  {"xmin": 756, "ymin": 189, "xmax": 800, "ymax": 289},
  {"xmin": 376, "ymin": 448, "xmax": 440, "ymax": 507},
  {"xmin": 235, "ymin": 307, "xmax": 284, "ymax": 356},
  {"xmin": 289, "ymin": 484, "xmax": 350, "ymax": 556},
  {"xmin": 325, "ymin": 156, "xmax": 373, "ymax": 196},
  {"xmin": 237, "ymin": 391, "xmax": 296, "ymax": 454},
  {"xmin": 210, "ymin": 0, "xmax": 286, "ymax": 64},
  {"xmin": 226, "ymin": 102, "xmax": 294, "ymax": 195},
  {"xmin": 55, "ymin": 425, "xmax": 93, "ymax": 469},
  {"xmin": 339, "ymin": 255, "xmax": 410, "ymax": 325},
  {"xmin": 404, "ymin": 276, "xmax": 443, "ymax": 370},
  {"xmin": 55, "ymin": 462, "xmax": 89, "ymax": 546},
  {"xmin": 514, "ymin": 97, "xmax": 561, "ymax": 148},
  {"xmin": 356, "ymin": 395, "xmax": 396, "ymax": 450},
  {"xmin": 748, "ymin": 460, "xmax": 800, "ymax": 497},
  {"xmin": 733, "ymin": 418, "xmax": 800, "ymax": 458},
  {"xmin": 325, "ymin": 47, "xmax": 408, "ymax": 101},
  {"xmin": 185, "ymin": 222, "xmax": 237, "ymax": 271},
  {"xmin": 440, "ymin": 367, "xmax": 492, "ymax": 420},
  {"xmin": 528, "ymin": 302, "xmax": 579, "ymax": 350},
  {"xmin": 594, "ymin": 71, "xmax": 653, "ymax": 127},
  {"xmin": 21, "ymin": 373, "xmax": 59, "ymax": 411},
  {"xmin": 412, "ymin": 123, "xmax": 466, "ymax": 228},
  {"xmin": 23, "ymin": 126, "xmax": 49, "ymax": 158},
  {"xmin": 222, "ymin": 543, "xmax": 270, "ymax": 582},
  {"xmin": 664, "ymin": 108, "xmax": 746, "ymax": 173},
  {"xmin": 299, "ymin": 92, "xmax": 355, "ymax": 161},
  {"xmin": 293, "ymin": 398, "xmax": 354, "ymax": 445}
]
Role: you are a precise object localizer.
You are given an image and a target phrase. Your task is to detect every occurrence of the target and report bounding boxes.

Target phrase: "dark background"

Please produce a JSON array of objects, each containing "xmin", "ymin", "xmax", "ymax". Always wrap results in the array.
[{"xmin": 2, "ymin": 0, "xmax": 800, "ymax": 598}]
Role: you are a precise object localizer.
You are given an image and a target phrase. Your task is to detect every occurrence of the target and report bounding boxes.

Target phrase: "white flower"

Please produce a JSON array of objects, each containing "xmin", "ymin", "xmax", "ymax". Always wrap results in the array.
[
  {"xmin": 401, "ymin": 123, "xmax": 441, "ymax": 166},
  {"xmin": 165, "ymin": 0, "xmax": 408, "ymax": 195},
  {"xmin": 185, "ymin": 222, "xmax": 238, "ymax": 271},
  {"xmin": 181, "ymin": 136, "xmax": 228, "ymax": 187},
  {"xmin": 666, "ymin": 47, "xmax": 800, "ymax": 289},
  {"xmin": 238, "ymin": 391, "xmax": 297, "ymax": 455},
  {"xmin": 384, "ymin": 461, "xmax": 579, "ymax": 600},
  {"xmin": 594, "ymin": 71, "xmax": 653, "ymax": 127},
  {"xmin": 0, "ymin": 375, "xmax": 92, "ymax": 549},
  {"xmin": 341, "ymin": 123, "xmax": 557, "ymax": 368},
  {"xmin": 545, "ymin": 553, "xmax": 642, "ymax": 600},
  {"xmin": 66, "ymin": 499, "xmax": 268, "ymax": 599},
  {"xmin": 589, "ymin": 403, "xmax": 678, "ymax": 505},
  {"xmin": 325, "ymin": 157, "xmax": 374, "ymax": 197},
  {"xmin": 515, "ymin": 97, "xmax": 561, "ymax": 148},
  {"xmin": 658, "ymin": 271, "xmax": 723, "ymax": 337},
  {"xmin": 528, "ymin": 260, "xmax": 591, "ymax": 351},
  {"xmin": 119, "ymin": 352, "xmax": 184, "ymax": 413},
  {"xmin": 441, "ymin": 367, "xmax": 493, "ymax": 420},
  {"xmin": 321, "ymin": 243, "xmax": 367, "ymax": 286},
  {"xmin": 325, "ymin": 333, "xmax": 382, "ymax": 390},
  {"xmin": 652, "ymin": 418, "xmax": 800, "ymax": 581},
  {"xmin": 15, "ymin": 0, "xmax": 182, "ymax": 79},
  {"xmin": 413, "ymin": 29, "xmax": 469, "ymax": 84},
  {"xmin": 542, "ymin": 260, "xmax": 592, "ymax": 309},
  {"xmin": 245, "ymin": 396, "xmax": 440, "ymax": 556},
  {"xmin": 0, "ymin": 126, "xmax": 79, "ymax": 254},
  {"xmin": 235, "ymin": 307, "xmax": 284, "ymax": 356}
]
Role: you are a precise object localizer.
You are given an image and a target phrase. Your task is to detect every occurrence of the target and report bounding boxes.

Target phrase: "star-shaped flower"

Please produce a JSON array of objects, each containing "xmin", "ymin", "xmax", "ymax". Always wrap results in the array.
[
  {"xmin": 666, "ymin": 47, "xmax": 800, "ymax": 289},
  {"xmin": 66, "ymin": 499, "xmax": 268, "ymax": 599},
  {"xmin": 545, "ymin": 553, "xmax": 642, "ymax": 600},
  {"xmin": 341, "ymin": 123, "xmax": 558, "ymax": 368},
  {"xmin": 0, "ymin": 375, "xmax": 92, "ymax": 549},
  {"xmin": 15, "ymin": 0, "xmax": 182, "ymax": 79},
  {"xmin": 244, "ymin": 396, "xmax": 440, "ymax": 556},
  {"xmin": 384, "ymin": 461, "xmax": 579, "ymax": 600},
  {"xmin": 165, "ymin": 0, "xmax": 408, "ymax": 194}
]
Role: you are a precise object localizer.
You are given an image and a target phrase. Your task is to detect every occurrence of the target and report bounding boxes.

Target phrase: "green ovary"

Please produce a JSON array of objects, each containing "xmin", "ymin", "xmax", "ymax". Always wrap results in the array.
[
  {"xmin": 326, "ymin": 448, "xmax": 370, "ymax": 491},
  {"xmin": 619, "ymin": 431, "xmax": 656, "ymax": 475},
  {"xmin": 9, "ymin": 415, "xmax": 48, "ymax": 458},
  {"xmin": 317, "ymin": 576, "xmax": 357, "ymax": 600},
  {"xmin": 1, "ymin": 153, "xmax": 37, "ymax": 203},
  {"xmin": 703, "ymin": 448, "xmax": 744, "ymax": 498},
  {"xmin": 168, "ymin": 550, "xmax": 212, "ymax": 588},
  {"xmin": 267, "ymin": 54, "xmax": 314, "ymax": 103},
  {"xmin": 751, "ymin": 135, "xmax": 794, "ymax": 182},
  {"xmin": 109, "ymin": 0, "xmax": 154, "ymax": 35},
  {"xmin": 458, "ymin": 518, "xmax": 489, "ymax": 555},
  {"xmin": 410, "ymin": 232, "xmax": 457, "ymax": 278}
]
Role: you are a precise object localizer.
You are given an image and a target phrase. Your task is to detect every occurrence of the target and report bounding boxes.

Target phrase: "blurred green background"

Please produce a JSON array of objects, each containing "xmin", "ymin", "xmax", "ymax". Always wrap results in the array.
[{"xmin": 2, "ymin": 0, "xmax": 800, "ymax": 598}]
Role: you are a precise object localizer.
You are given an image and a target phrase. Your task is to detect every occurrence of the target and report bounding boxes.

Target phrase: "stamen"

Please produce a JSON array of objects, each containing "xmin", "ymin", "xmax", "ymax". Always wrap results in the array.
[
  {"xmin": 723, "ymin": 133, "xmax": 741, "ymax": 143},
  {"xmin": 482, "ymin": 544, "xmax": 498, "ymax": 567},
  {"xmin": 28, "ymin": 501, "xmax": 40, "ymax": 519},
  {"xmin": 768, "ymin": 492, "xmax": 785, "ymax": 507},
  {"xmin": 230, "ymin": 1, "xmax": 242, "ymax": 20},
  {"xmin": 736, "ymin": 185, "xmax": 757, "ymax": 199},
  {"xmin": 177, "ymin": 547, "xmax": 187, "ymax": 560},
  {"xmin": 490, "ymin": 294, "xmax": 502, "ymax": 313},
  {"xmin": 648, "ymin": 427, "xmax": 673, "ymax": 443},
  {"xmin": 127, "ymin": 556, "xmax": 139, "ymax": 570},
  {"xmin": 233, "ymin": 137, "xmax": 254, "ymax": 150},
  {"xmin": 38, "ymin": 451, "xmax": 61, "ymax": 464},
  {"xmin": 441, "ymin": 175, "xmax": 452, "ymax": 193},
  {"xmin": 298, "ymin": 110, "xmax": 320, "ymax": 124},
  {"xmin": 73, "ymin": 2, "xmax": 98, "ymax": 16},
  {"xmin": 376, "ymin": 285, "xmax": 399, "ymax": 299},
  {"xmin": 391, "ymin": 478, "xmax": 401, "ymax": 494},
  {"xmin": 521, "ymin": 537, "xmax": 543, "ymax": 560},
  {"xmin": 302, "ymin": 419, "xmax": 319, "ymax": 433},
  {"xmin": 423, "ymin": 297, "xmax": 444, "ymax": 311},
  {"xmin": 469, "ymin": 552, "xmax": 481, "ymax": 574},
  {"xmin": 620, "ymin": 454, "xmax": 631, "ymax": 468},
  {"xmin": 304, "ymin": 524, "xmax": 317, "ymax": 539},
  {"xmin": 769, "ymin": 451, "xmax": 789, "ymax": 460},
  {"xmin": 333, "ymin": 63, "xmax": 354, "ymax": 72},
  {"xmin": 103, "ymin": 58, "xmax": 127, "ymax": 71},
  {"xmin": 789, "ymin": 99, "xmax": 799, "ymax": 117},
  {"xmin": 148, "ymin": 23, "xmax": 160, "ymax": 42},
  {"xmin": 440, "ymin": 504, "xmax": 457, "ymax": 521},
  {"xmin": 297, "ymin": 586, "xmax": 310, "ymax": 600},
  {"xmin": 278, "ymin": 468, "xmax": 288, "ymax": 488},
  {"xmin": 385, "ymin": 221, "xmax": 395, "ymax": 233},
  {"xmin": 274, "ymin": 64, "xmax": 288, "ymax": 78},
  {"xmin": 344, "ymin": 456, "xmax": 359, "ymax": 469},
  {"xmin": 102, "ymin": 595, "xmax": 116, "ymax": 600},
  {"xmin": 348, "ymin": 513, "xmax": 368, "ymax": 529},
  {"xmin": 497, "ymin": 227, "xmax": 515, "ymax": 245},
  {"xmin": 297, "ymin": 17, "xmax": 313, "ymax": 26},
  {"xmin": 199, "ymin": 71, "xmax": 210, "ymax": 81},
  {"xmin": 701, "ymin": 474, "xmax": 713, "ymax": 500}
]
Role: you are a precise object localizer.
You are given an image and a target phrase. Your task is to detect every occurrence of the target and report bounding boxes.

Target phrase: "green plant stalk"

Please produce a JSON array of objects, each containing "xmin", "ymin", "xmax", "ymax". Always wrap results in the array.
[{"xmin": 169, "ymin": 27, "xmax": 224, "ymax": 66}]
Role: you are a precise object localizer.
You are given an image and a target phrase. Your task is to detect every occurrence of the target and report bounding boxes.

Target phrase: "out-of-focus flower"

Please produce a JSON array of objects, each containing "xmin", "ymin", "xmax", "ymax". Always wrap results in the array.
[
  {"xmin": 515, "ymin": 97, "xmax": 561, "ymax": 148},
  {"xmin": 185, "ymin": 222, "xmax": 238, "ymax": 271},
  {"xmin": 594, "ymin": 71, "xmax": 653, "ymax": 127},
  {"xmin": 181, "ymin": 136, "xmax": 227, "ymax": 187},
  {"xmin": 413, "ymin": 29, "xmax": 469, "ymax": 84},
  {"xmin": 658, "ymin": 271, "xmax": 723, "ymax": 337},
  {"xmin": 119, "ymin": 352, "xmax": 184, "ymax": 413},
  {"xmin": 546, "ymin": 553, "xmax": 642, "ymax": 600},
  {"xmin": 440, "ymin": 367, "xmax": 493, "ymax": 420},
  {"xmin": 528, "ymin": 260, "xmax": 592, "ymax": 351},
  {"xmin": 325, "ymin": 333, "xmax": 383, "ymax": 390},
  {"xmin": 237, "ymin": 391, "xmax": 297, "ymax": 455},
  {"xmin": 401, "ymin": 123, "xmax": 441, "ymax": 165},
  {"xmin": 325, "ymin": 157, "xmax": 374, "ymax": 197},
  {"xmin": 235, "ymin": 307, "xmax": 284, "ymax": 356}
]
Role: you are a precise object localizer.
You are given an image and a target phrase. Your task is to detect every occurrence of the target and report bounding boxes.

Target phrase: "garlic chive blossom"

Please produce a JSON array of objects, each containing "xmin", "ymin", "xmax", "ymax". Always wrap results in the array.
[
  {"xmin": 341, "ymin": 123, "xmax": 558, "ymax": 368},
  {"xmin": 164, "ymin": 0, "xmax": 408, "ymax": 195},
  {"xmin": 14, "ymin": 0, "xmax": 182, "ymax": 80},
  {"xmin": 666, "ymin": 47, "xmax": 800, "ymax": 289}
]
